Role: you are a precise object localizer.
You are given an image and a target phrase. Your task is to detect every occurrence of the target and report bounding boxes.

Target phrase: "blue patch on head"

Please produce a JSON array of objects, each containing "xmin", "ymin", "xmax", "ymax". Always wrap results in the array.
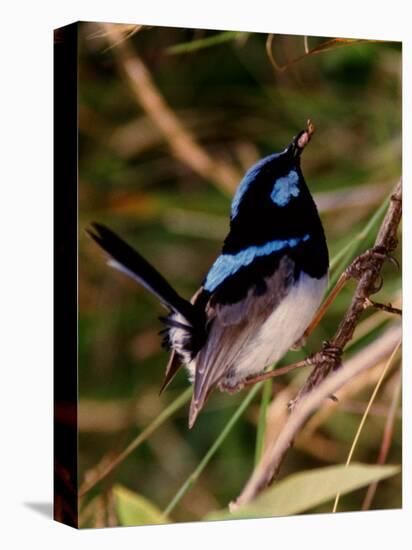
[
  {"xmin": 231, "ymin": 152, "xmax": 284, "ymax": 219},
  {"xmin": 204, "ymin": 233, "xmax": 310, "ymax": 292},
  {"xmin": 271, "ymin": 170, "xmax": 300, "ymax": 207}
]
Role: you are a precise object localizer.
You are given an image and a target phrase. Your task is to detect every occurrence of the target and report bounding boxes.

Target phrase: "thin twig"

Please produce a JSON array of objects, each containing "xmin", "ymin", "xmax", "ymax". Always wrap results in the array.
[
  {"xmin": 367, "ymin": 299, "xmax": 402, "ymax": 316},
  {"xmin": 303, "ymin": 271, "xmax": 348, "ymax": 340},
  {"xmin": 266, "ymin": 35, "xmax": 382, "ymax": 72},
  {"xmin": 233, "ymin": 179, "xmax": 402, "ymax": 507}
]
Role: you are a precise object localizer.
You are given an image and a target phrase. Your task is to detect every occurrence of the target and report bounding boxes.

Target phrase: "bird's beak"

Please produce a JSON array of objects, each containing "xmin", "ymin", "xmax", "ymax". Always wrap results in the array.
[{"xmin": 290, "ymin": 119, "xmax": 316, "ymax": 158}]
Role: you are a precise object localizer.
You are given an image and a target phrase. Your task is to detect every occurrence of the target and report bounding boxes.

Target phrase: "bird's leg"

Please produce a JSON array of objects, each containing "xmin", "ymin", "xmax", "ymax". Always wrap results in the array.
[
  {"xmin": 220, "ymin": 359, "xmax": 310, "ymax": 391},
  {"xmin": 243, "ymin": 339, "xmax": 343, "ymax": 388},
  {"xmin": 242, "ymin": 359, "xmax": 309, "ymax": 387}
]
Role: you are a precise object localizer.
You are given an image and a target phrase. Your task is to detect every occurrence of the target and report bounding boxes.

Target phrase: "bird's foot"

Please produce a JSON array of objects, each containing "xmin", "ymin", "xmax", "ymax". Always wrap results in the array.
[
  {"xmin": 345, "ymin": 245, "xmax": 399, "ymax": 294},
  {"xmin": 306, "ymin": 341, "xmax": 343, "ymax": 372},
  {"xmin": 218, "ymin": 378, "xmax": 245, "ymax": 394}
]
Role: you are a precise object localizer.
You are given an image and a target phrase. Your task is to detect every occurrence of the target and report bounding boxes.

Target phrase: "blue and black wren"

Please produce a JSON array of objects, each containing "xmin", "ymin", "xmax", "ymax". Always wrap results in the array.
[{"xmin": 87, "ymin": 123, "xmax": 329, "ymax": 428}]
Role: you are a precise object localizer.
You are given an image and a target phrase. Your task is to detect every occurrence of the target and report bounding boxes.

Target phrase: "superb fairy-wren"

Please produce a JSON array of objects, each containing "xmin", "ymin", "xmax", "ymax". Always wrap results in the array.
[{"xmin": 87, "ymin": 121, "xmax": 329, "ymax": 428}]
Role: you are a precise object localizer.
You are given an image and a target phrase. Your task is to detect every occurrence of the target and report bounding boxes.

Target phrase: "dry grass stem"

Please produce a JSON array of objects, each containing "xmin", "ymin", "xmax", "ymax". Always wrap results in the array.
[
  {"xmin": 266, "ymin": 35, "xmax": 382, "ymax": 72},
  {"xmin": 361, "ymin": 369, "xmax": 402, "ymax": 510},
  {"xmin": 332, "ymin": 339, "xmax": 401, "ymax": 512}
]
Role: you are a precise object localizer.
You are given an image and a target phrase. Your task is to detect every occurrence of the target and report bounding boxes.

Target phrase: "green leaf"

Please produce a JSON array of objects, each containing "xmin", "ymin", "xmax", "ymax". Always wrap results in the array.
[
  {"xmin": 113, "ymin": 484, "xmax": 170, "ymax": 526},
  {"xmin": 254, "ymin": 379, "xmax": 273, "ymax": 467},
  {"xmin": 167, "ymin": 31, "xmax": 246, "ymax": 55},
  {"xmin": 328, "ymin": 192, "xmax": 391, "ymax": 288},
  {"xmin": 205, "ymin": 463, "xmax": 400, "ymax": 520},
  {"xmin": 162, "ymin": 383, "xmax": 262, "ymax": 516}
]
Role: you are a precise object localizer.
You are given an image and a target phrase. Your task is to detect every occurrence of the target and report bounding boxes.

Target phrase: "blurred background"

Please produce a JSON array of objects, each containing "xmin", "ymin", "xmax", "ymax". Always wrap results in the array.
[{"xmin": 78, "ymin": 22, "xmax": 401, "ymax": 526}]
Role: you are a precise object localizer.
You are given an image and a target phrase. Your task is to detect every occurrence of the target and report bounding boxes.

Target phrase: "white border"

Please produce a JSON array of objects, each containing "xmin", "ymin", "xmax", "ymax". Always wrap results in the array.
[{"xmin": 1, "ymin": 1, "xmax": 409, "ymax": 548}]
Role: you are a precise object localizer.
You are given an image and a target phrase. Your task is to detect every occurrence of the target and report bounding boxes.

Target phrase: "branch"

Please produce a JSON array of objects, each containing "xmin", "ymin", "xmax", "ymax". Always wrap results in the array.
[
  {"xmin": 100, "ymin": 23, "xmax": 242, "ymax": 195},
  {"xmin": 232, "ymin": 179, "xmax": 402, "ymax": 508},
  {"xmin": 292, "ymin": 179, "xmax": 402, "ymax": 407},
  {"xmin": 232, "ymin": 325, "xmax": 401, "ymax": 509}
]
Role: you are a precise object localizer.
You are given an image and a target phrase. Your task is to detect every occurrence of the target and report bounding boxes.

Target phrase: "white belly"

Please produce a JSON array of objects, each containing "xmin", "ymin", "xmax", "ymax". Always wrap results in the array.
[
  {"xmin": 226, "ymin": 272, "xmax": 328, "ymax": 380},
  {"xmin": 177, "ymin": 271, "xmax": 327, "ymax": 386}
]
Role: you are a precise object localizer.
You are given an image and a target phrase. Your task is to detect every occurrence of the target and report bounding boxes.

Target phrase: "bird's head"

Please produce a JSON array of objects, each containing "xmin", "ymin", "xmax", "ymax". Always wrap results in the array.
[{"xmin": 230, "ymin": 120, "xmax": 316, "ymax": 220}]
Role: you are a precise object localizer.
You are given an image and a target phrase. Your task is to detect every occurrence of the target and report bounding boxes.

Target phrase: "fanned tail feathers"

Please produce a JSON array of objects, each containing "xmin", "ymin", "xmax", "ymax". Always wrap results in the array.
[
  {"xmin": 87, "ymin": 222, "xmax": 210, "ymax": 428},
  {"xmin": 86, "ymin": 223, "xmax": 197, "ymax": 324},
  {"xmin": 86, "ymin": 223, "xmax": 201, "ymax": 393}
]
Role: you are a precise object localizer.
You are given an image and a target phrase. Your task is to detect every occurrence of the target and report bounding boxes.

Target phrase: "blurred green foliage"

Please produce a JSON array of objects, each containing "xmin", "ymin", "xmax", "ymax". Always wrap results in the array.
[{"xmin": 78, "ymin": 23, "xmax": 401, "ymax": 526}]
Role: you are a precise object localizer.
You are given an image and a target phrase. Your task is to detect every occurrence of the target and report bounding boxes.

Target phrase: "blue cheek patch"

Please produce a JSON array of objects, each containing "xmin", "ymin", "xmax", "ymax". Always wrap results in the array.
[
  {"xmin": 271, "ymin": 170, "xmax": 300, "ymax": 207},
  {"xmin": 231, "ymin": 152, "xmax": 283, "ymax": 219},
  {"xmin": 204, "ymin": 234, "xmax": 310, "ymax": 292}
]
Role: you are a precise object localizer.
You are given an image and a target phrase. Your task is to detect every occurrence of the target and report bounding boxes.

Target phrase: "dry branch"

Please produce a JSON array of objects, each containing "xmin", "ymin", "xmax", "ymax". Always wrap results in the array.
[
  {"xmin": 292, "ymin": 179, "xmax": 402, "ymax": 407},
  {"xmin": 232, "ymin": 179, "xmax": 402, "ymax": 508},
  {"xmin": 100, "ymin": 23, "xmax": 241, "ymax": 195},
  {"xmin": 232, "ymin": 326, "xmax": 401, "ymax": 509},
  {"xmin": 297, "ymin": 321, "xmax": 402, "ymax": 445}
]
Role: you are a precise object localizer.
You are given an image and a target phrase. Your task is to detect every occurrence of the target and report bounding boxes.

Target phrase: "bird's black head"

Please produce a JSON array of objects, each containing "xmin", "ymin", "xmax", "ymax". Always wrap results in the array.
[{"xmin": 229, "ymin": 120, "xmax": 316, "ymax": 224}]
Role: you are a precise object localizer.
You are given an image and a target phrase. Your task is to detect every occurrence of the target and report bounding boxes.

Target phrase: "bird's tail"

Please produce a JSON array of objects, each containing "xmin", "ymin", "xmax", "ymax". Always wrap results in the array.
[{"xmin": 86, "ymin": 223, "xmax": 198, "ymax": 327}]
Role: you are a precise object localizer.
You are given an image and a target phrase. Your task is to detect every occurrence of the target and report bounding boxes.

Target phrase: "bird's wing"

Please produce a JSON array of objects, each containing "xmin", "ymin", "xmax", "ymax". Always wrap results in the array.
[{"xmin": 189, "ymin": 254, "xmax": 295, "ymax": 426}]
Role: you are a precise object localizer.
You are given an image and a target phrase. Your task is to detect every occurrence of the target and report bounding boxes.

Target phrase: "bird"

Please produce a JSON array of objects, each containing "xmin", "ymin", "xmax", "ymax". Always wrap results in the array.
[{"xmin": 87, "ymin": 121, "xmax": 329, "ymax": 428}]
